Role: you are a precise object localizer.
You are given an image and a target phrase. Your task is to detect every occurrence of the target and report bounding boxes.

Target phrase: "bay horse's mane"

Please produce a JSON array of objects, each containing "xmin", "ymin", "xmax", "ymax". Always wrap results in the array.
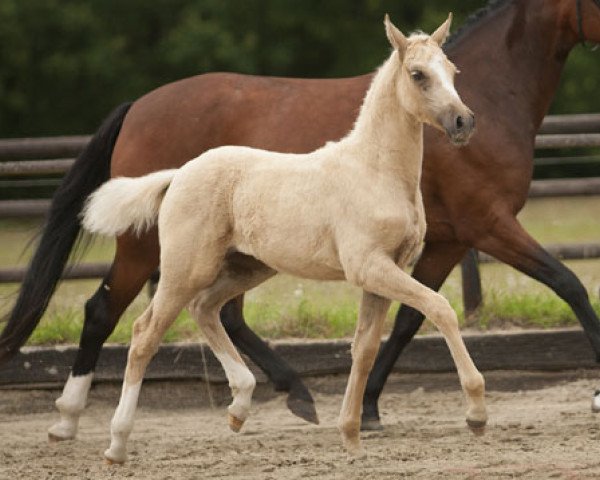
[{"xmin": 445, "ymin": 0, "xmax": 513, "ymax": 49}]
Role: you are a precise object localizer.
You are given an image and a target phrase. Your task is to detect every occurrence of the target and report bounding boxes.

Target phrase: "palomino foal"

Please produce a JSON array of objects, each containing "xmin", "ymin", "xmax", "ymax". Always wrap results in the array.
[{"xmin": 83, "ymin": 14, "xmax": 486, "ymax": 462}]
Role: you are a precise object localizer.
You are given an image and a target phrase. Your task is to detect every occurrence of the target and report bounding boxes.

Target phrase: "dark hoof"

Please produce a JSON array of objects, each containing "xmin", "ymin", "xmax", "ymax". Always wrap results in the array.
[
  {"xmin": 592, "ymin": 390, "xmax": 600, "ymax": 413},
  {"xmin": 286, "ymin": 384, "xmax": 319, "ymax": 425},
  {"xmin": 466, "ymin": 418, "xmax": 486, "ymax": 436},
  {"xmin": 360, "ymin": 417, "xmax": 384, "ymax": 431}
]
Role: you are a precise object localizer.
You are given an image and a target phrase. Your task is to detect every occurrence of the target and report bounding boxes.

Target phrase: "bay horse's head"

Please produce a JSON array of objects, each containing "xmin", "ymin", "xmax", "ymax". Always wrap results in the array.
[
  {"xmin": 385, "ymin": 14, "xmax": 475, "ymax": 146},
  {"xmin": 565, "ymin": 0, "xmax": 600, "ymax": 44}
]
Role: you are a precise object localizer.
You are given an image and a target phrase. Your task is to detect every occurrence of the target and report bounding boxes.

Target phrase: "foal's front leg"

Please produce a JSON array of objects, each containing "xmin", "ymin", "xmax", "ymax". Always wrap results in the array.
[
  {"xmin": 339, "ymin": 291, "xmax": 391, "ymax": 456},
  {"xmin": 356, "ymin": 253, "xmax": 487, "ymax": 435}
]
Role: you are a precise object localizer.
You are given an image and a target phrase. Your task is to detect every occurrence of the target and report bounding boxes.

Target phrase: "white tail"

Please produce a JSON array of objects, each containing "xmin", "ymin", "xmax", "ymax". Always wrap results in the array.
[{"xmin": 82, "ymin": 169, "xmax": 177, "ymax": 236}]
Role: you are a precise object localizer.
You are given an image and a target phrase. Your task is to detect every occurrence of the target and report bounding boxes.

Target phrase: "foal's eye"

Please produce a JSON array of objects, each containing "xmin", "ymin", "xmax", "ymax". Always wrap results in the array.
[{"xmin": 411, "ymin": 70, "xmax": 425, "ymax": 82}]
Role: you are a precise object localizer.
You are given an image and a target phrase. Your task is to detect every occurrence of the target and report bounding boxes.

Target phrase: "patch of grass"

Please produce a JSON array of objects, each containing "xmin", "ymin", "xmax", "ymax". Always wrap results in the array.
[{"xmin": 467, "ymin": 292, "xmax": 600, "ymax": 331}]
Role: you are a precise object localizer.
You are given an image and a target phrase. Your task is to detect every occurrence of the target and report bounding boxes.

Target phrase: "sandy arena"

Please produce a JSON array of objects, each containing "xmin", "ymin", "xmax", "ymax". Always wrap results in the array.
[{"xmin": 1, "ymin": 370, "xmax": 600, "ymax": 479}]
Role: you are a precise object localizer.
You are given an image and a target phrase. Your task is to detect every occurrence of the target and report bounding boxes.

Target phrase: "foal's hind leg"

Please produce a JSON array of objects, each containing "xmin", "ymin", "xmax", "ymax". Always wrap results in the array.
[
  {"xmin": 189, "ymin": 254, "xmax": 276, "ymax": 431},
  {"xmin": 104, "ymin": 283, "xmax": 199, "ymax": 464},
  {"xmin": 48, "ymin": 233, "xmax": 159, "ymax": 441},
  {"xmin": 220, "ymin": 296, "xmax": 318, "ymax": 424}
]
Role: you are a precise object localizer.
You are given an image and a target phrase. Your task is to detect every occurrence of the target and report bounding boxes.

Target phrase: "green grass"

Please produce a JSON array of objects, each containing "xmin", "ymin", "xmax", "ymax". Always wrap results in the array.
[{"xmin": 1, "ymin": 196, "xmax": 600, "ymax": 345}]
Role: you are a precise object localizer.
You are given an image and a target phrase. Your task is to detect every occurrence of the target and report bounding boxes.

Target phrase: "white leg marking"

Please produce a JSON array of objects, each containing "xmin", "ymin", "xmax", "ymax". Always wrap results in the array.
[
  {"xmin": 592, "ymin": 390, "xmax": 600, "ymax": 413},
  {"xmin": 214, "ymin": 351, "xmax": 256, "ymax": 422},
  {"xmin": 48, "ymin": 372, "xmax": 94, "ymax": 440},
  {"xmin": 104, "ymin": 381, "xmax": 142, "ymax": 464}
]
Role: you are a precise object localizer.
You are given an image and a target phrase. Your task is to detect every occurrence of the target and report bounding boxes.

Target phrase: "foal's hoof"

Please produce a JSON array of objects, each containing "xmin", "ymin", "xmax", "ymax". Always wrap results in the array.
[
  {"xmin": 592, "ymin": 390, "xmax": 600, "ymax": 413},
  {"xmin": 104, "ymin": 456, "xmax": 125, "ymax": 466},
  {"xmin": 466, "ymin": 418, "xmax": 487, "ymax": 436},
  {"xmin": 228, "ymin": 413, "xmax": 245, "ymax": 433},
  {"xmin": 48, "ymin": 432, "xmax": 72, "ymax": 443},
  {"xmin": 47, "ymin": 423, "xmax": 76, "ymax": 442},
  {"xmin": 104, "ymin": 447, "xmax": 127, "ymax": 465}
]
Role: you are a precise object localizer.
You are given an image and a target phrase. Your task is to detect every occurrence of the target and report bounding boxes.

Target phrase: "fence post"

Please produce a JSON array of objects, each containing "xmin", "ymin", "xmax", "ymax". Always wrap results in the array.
[{"xmin": 461, "ymin": 249, "xmax": 483, "ymax": 318}]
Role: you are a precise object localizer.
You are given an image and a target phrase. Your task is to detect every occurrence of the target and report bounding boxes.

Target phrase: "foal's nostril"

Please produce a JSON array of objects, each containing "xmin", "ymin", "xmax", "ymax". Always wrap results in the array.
[{"xmin": 456, "ymin": 115, "xmax": 464, "ymax": 130}]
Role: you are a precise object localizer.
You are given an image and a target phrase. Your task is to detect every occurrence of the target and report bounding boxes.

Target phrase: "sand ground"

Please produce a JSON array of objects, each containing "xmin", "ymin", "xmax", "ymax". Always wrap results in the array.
[{"xmin": 1, "ymin": 370, "xmax": 600, "ymax": 479}]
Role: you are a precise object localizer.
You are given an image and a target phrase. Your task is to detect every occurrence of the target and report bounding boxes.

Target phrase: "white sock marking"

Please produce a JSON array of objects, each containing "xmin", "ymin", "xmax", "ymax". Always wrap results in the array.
[
  {"xmin": 104, "ymin": 381, "xmax": 142, "ymax": 463},
  {"xmin": 214, "ymin": 351, "xmax": 256, "ymax": 421},
  {"xmin": 48, "ymin": 372, "xmax": 93, "ymax": 440}
]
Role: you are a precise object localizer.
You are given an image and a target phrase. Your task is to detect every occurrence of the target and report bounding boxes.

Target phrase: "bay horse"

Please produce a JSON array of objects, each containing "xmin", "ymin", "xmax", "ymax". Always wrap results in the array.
[
  {"xmin": 82, "ymin": 15, "xmax": 486, "ymax": 462},
  {"xmin": 0, "ymin": 0, "xmax": 599, "ymax": 438}
]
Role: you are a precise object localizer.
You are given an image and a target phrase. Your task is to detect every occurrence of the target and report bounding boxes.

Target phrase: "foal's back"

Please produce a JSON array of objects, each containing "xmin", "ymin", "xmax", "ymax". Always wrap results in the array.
[{"xmin": 159, "ymin": 141, "xmax": 424, "ymax": 281}]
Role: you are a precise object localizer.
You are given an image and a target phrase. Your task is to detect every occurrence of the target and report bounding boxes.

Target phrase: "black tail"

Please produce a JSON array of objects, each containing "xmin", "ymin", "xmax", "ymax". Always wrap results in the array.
[{"xmin": 0, "ymin": 102, "xmax": 132, "ymax": 363}]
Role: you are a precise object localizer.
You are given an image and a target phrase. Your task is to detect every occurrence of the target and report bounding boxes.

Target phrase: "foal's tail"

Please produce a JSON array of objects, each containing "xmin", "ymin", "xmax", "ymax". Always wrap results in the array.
[
  {"xmin": 0, "ymin": 102, "xmax": 132, "ymax": 363},
  {"xmin": 82, "ymin": 169, "xmax": 177, "ymax": 237}
]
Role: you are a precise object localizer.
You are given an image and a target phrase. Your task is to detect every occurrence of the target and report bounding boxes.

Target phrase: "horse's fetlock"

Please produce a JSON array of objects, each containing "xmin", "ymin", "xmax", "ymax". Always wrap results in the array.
[
  {"xmin": 463, "ymin": 372, "xmax": 485, "ymax": 395},
  {"xmin": 111, "ymin": 417, "xmax": 134, "ymax": 437},
  {"xmin": 239, "ymin": 370, "xmax": 256, "ymax": 393}
]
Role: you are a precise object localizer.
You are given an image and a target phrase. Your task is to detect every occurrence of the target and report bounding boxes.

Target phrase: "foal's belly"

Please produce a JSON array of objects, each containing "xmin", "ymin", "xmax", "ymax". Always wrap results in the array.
[{"xmin": 234, "ymin": 230, "xmax": 346, "ymax": 281}]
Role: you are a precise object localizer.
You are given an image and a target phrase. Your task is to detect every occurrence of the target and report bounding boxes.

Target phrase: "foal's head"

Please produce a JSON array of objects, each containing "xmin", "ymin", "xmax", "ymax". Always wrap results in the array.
[{"xmin": 385, "ymin": 14, "xmax": 475, "ymax": 146}]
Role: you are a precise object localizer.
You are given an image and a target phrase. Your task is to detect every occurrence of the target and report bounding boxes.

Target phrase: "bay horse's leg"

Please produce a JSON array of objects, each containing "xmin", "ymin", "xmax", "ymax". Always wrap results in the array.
[
  {"xmin": 48, "ymin": 233, "xmax": 159, "ymax": 441},
  {"xmin": 220, "ymin": 296, "xmax": 319, "ymax": 424},
  {"xmin": 356, "ymin": 254, "xmax": 487, "ymax": 444},
  {"xmin": 189, "ymin": 254, "xmax": 276, "ymax": 432},
  {"xmin": 472, "ymin": 214, "xmax": 600, "ymax": 409},
  {"xmin": 338, "ymin": 291, "xmax": 390, "ymax": 456},
  {"xmin": 361, "ymin": 241, "xmax": 467, "ymax": 430}
]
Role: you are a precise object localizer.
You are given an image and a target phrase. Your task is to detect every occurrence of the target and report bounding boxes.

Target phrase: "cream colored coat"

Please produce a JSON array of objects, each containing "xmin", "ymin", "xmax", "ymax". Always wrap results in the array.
[{"xmin": 84, "ymin": 15, "xmax": 487, "ymax": 463}]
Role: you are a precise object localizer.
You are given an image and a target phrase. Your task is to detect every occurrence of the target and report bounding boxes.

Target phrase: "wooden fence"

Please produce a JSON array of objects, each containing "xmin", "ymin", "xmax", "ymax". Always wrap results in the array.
[{"xmin": 1, "ymin": 114, "xmax": 599, "ymax": 312}]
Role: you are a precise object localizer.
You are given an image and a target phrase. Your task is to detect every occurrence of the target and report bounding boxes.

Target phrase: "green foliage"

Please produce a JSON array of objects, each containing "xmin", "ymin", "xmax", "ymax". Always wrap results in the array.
[
  {"xmin": 0, "ymin": 0, "xmax": 490, "ymax": 137},
  {"xmin": 0, "ymin": 1, "xmax": 598, "ymax": 176}
]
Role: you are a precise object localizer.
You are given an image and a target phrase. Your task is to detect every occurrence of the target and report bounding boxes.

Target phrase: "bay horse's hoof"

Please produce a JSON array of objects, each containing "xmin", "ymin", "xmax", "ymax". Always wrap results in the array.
[
  {"xmin": 228, "ymin": 413, "xmax": 245, "ymax": 432},
  {"xmin": 360, "ymin": 417, "xmax": 384, "ymax": 431},
  {"xmin": 592, "ymin": 390, "xmax": 600, "ymax": 413},
  {"xmin": 286, "ymin": 387, "xmax": 319, "ymax": 425},
  {"xmin": 466, "ymin": 418, "xmax": 486, "ymax": 436}
]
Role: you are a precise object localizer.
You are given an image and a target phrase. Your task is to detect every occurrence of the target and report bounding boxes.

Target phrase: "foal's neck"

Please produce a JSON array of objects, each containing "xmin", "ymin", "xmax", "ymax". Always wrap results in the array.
[{"xmin": 346, "ymin": 52, "xmax": 423, "ymax": 182}]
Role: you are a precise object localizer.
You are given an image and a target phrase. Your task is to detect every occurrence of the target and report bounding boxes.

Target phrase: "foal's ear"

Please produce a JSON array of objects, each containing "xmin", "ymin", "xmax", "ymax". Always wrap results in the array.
[
  {"xmin": 431, "ymin": 12, "xmax": 453, "ymax": 46},
  {"xmin": 384, "ymin": 14, "xmax": 408, "ymax": 61}
]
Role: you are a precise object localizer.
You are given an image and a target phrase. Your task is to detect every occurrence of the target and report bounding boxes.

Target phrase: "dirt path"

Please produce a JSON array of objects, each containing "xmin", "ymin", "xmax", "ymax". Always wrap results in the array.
[{"xmin": 1, "ymin": 371, "xmax": 600, "ymax": 479}]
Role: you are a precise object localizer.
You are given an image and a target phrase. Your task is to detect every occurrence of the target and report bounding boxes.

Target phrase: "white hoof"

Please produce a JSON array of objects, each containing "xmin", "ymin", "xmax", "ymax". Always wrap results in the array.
[
  {"xmin": 592, "ymin": 390, "xmax": 600, "ymax": 413},
  {"xmin": 104, "ymin": 446, "xmax": 127, "ymax": 465},
  {"xmin": 48, "ymin": 418, "xmax": 78, "ymax": 441}
]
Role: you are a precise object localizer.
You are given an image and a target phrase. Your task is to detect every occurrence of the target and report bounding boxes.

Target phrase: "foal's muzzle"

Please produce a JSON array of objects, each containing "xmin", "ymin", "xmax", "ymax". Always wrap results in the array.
[{"xmin": 441, "ymin": 108, "xmax": 475, "ymax": 146}]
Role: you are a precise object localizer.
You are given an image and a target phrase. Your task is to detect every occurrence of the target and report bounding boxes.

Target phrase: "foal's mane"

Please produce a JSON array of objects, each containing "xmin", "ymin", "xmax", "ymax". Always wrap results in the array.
[{"xmin": 444, "ymin": 0, "xmax": 513, "ymax": 49}]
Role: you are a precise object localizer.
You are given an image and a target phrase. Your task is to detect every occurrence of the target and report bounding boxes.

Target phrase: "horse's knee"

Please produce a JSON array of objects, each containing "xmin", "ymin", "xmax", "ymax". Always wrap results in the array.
[{"xmin": 426, "ymin": 294, "xmax": 458, "ymax": 333}]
